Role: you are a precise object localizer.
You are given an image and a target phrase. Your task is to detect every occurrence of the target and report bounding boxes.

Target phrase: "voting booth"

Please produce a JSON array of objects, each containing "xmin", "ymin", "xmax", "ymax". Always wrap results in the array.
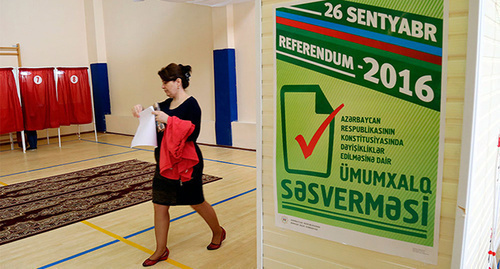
[
  {"xmin": 0, "ymin": 66, "xmax": 97, "ymax": 152},
  {"xmin": 56, "ymin": 67, "xmax": 96, "ymax": 140},
  {"xmin": 0, "ymin": 67, "xmax": 26, "ymax": 150},
  {"xmin": 57, "ymin": 67, "xmax": 93, "ymax": 125},
  {"xmin": 18, "ymin": 67, "xmax": 60, "ymax": 131},
  {"xmin": 0, "ymin": 68, "xmax": 24, "ymax": 134}
]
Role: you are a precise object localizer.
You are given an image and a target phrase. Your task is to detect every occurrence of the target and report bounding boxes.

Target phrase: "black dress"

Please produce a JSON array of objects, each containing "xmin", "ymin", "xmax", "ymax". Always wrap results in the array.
[{"xmin": 151, "ymin": 96, "xmax": 205, "ymax": 205}]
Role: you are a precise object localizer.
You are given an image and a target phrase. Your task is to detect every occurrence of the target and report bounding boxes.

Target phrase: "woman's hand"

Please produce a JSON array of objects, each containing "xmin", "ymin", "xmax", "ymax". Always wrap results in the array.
[
  {"xmin": 152, "ymin": 111, "xmax": 169, "ymax": 124},
  {"xmin": 132, "ymin": 104, "xmax": 144, "ymax": 118}
]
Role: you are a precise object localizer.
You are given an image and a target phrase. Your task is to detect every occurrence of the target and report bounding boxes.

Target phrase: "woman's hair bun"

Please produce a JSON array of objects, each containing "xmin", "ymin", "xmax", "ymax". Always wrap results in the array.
[
  {"xmin": 158, "ymin": 63, "xmax": 192, "ymax": 89},
  {"xmin": 179, "ymin": 64, "xmax": 192, "ymax": 81}
]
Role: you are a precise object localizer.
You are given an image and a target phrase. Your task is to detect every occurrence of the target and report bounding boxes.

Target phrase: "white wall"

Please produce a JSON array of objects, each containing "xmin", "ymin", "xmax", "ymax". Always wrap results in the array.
[
  {"xmin": 0, "ymin": 0, "xmax": 89, "ymax": 67},
  {"xmin": 233, "ymin": 0, "xmax": 256, "ymax": 149},
  {"xmin": 101, "ymin": 0, "xmax": 216, "ymax": 143},
  {"xmin": 454, "ymin": 0, "xmax": 500, "ymax": 267},
  {"xmin": 102, "ymin": 0, "xmax": 256, "ymax": 149},
  {"xmin": 234, "ymin": 1, "xmax": 256, "ymax": 124},
  {"xmin": 0, "ymin": 0, "xmax": 94, "ymax": 137},
  {"xmin": 0, "ymin": 0, "xmax": 257, "ymax": 148}
]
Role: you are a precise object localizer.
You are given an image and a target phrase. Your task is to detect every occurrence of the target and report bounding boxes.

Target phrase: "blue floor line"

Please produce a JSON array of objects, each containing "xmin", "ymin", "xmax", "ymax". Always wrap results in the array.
[
  {"xmin": 203, "ymin": 158, "xmax": 256, "ymax": 168},
  {"xmin": 123, "ymin": 188, "xmax": 256, "ymax": 240},
  {"xmin": 81, "ymin": 138, "xmax": 257, "ymax": 168},
  {"xmin": 38, "ymin": 240, "xmax": 120, "ymax": 269},
  {"xmin": 1, "ymin": 140, "xmax": 255, "ymax": 179},
  {"xmin": 37, "ymin": 188, "xmax": 257, "ymax": 269},
  {"xmin": 80, "ymin": 139, "xmax": 141, "ymax": 150},
  {"xmin": 0, "ymin": 150, "xmax": 140, "ymax": 178}
]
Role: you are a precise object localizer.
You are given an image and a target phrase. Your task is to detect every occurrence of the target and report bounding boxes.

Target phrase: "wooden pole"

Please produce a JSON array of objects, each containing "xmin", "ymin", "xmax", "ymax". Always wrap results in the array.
[{"xmin": 16, "ymin": 43, "xmax": 22, "ymax": 67}]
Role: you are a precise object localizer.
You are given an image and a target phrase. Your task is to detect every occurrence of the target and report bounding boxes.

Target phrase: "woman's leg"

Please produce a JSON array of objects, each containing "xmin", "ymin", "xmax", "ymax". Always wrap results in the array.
[
  {"xmin": 150, "ymin": 203, "xmax": 170, "ymax": 259},
  {"xmin": 191, "ymin": 201, "xmax": 223, "ymax": 244}
]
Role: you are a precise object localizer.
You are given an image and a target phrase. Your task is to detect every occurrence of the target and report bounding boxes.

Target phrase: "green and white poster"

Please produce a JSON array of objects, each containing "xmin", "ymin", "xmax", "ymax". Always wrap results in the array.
[{"xmin": 274, "ymin": 0, "xmax": 446, "ymax": 263}]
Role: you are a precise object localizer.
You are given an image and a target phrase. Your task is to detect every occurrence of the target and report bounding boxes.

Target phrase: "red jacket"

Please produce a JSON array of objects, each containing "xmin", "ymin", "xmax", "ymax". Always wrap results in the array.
[{"xmin": 159, "ymin": 116, "xmax": 199, "ymax": 182}]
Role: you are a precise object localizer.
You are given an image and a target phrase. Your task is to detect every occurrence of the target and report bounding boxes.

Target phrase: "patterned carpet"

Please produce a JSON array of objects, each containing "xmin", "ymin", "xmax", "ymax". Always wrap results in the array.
[{"xmin": 0, "ymin": 159, "xmax": 221, "ymax": 245}]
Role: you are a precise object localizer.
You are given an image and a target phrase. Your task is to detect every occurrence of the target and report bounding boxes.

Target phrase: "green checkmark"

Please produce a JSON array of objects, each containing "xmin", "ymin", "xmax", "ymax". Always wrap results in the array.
[{"xmin": 280, "ymin": 85, "xmax": 336, "ymax": 178}]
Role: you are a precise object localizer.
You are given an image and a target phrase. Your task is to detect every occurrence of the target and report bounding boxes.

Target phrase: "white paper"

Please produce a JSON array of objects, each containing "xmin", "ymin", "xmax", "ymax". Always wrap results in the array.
[{"xmin": 131, "ymin": 106, "xmax": 157, "ymax": 148}]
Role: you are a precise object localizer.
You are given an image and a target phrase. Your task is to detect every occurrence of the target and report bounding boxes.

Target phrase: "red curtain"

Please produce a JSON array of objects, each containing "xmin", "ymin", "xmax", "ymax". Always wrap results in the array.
[
  {"xmin": 56, "ymin": 67, "xmax": 93, "ymax": 125},
  {"xmin": 19, "ymin": 68, "xmax": 60, "ymax": 130},
  {"xmin": 0, "ymin": 68, "xmax": 24, "ymax": 134}
]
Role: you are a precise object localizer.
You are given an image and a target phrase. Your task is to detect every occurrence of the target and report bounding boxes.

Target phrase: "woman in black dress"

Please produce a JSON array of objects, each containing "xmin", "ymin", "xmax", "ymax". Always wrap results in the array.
[{"xmin": 132, "ymin": 63, "xmax": 225, "ymax": 267}]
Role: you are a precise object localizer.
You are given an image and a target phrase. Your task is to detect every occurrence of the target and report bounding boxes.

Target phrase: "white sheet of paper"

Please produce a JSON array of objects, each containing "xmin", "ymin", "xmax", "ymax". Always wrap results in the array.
[{"xmin": 131, "ymin": 106, "xmax": 157, "ymax": 148}]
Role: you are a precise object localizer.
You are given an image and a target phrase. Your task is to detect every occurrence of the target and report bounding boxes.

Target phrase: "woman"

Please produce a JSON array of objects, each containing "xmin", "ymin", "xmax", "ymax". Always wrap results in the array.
[{"xmin": 132, "ymin": 63, "xmax": 225, "ymax": 267}]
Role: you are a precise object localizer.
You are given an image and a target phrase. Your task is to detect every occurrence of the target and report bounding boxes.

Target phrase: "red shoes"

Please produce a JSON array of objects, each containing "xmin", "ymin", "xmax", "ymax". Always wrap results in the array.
[
  {"xmin": 142, "ymin": 227, "xmax": 224, "ymax": 266},
  {"xmin": 207, "ymin": 227, "xmax": 226, "ymax": 250},
  {"xmin": 142, "ymin": 248, "xmax": 169, "ymax": 267}
]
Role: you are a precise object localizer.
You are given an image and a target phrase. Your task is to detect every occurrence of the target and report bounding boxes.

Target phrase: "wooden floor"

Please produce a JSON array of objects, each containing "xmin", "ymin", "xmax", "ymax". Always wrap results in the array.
[{"xmin": 0, "ymin": 132, "xmax": 257, "ymax": 269}]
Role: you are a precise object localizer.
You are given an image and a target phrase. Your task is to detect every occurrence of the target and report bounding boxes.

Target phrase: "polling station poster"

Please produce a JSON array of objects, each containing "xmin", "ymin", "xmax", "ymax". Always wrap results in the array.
[{"xmin": 274, "ymin": 0, "xmax": 446, "ymax": 264}]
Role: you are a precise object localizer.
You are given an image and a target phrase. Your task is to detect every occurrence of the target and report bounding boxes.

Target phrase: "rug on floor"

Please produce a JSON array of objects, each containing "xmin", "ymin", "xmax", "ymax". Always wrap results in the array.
[{"xmin": 0, "ymin": 159, "xmax": 222, "ymax": 245}]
